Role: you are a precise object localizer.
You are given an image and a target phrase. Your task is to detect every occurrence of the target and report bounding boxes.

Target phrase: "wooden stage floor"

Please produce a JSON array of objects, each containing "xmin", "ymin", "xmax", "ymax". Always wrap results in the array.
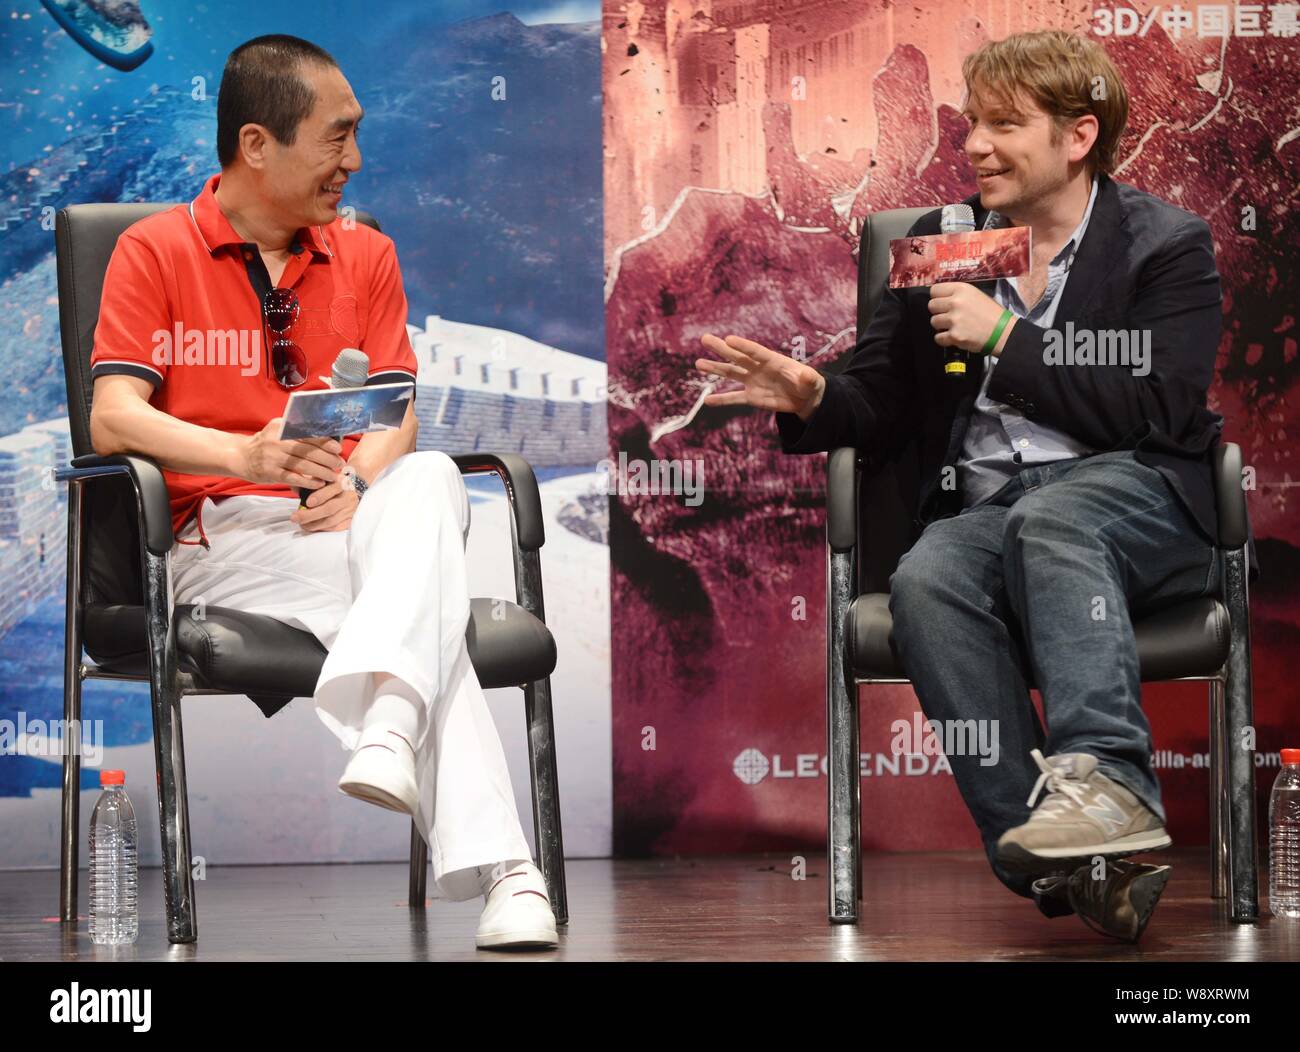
[{"xmin": 2, "ymin": 848, "xmax": 1296, "ymax": 962}]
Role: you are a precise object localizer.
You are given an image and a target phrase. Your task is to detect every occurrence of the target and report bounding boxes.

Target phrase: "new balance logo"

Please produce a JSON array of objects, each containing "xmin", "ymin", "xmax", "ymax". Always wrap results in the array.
[{"xmin": 1083, "ymin": 793, "xmax": 1127, "ymax": 835}]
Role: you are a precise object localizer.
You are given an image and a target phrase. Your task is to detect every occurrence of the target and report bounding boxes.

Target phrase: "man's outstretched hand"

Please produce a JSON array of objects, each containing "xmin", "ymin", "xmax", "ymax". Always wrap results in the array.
[{"xmin": 695, "ymin": 334, "xmax": 827, "ymax": 422}]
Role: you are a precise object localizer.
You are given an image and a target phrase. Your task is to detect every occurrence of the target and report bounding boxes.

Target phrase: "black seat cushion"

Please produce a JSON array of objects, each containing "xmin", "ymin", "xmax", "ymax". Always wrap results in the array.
[
  {"xmin": 83, "ymin": 596, "xmax": 557, "ymax": 718},
  {"xmin": 848, "ymin": 592, "xmax": 1229, "ymax": 683}
]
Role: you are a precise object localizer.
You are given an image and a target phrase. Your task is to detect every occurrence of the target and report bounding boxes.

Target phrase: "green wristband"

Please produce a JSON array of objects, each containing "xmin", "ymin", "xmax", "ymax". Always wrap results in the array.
[{"xmin": 982, "ymin": 308, "xmax": 1013, "ymax": 355}]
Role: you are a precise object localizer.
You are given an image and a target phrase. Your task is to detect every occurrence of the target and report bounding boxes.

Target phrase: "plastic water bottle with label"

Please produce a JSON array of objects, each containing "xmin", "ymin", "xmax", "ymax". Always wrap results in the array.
[
  {"xmin": 1270, "ymin": 748, "xmax": 1300, "ymax": 919},
  {"xmin": 89, "ymin": 769, "xmax": 139, "ymax": 944}
]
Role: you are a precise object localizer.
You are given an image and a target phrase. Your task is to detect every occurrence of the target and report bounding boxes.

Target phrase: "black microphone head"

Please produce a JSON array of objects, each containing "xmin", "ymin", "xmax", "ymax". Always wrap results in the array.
[{"xmin": 331, "ymin": 348, "xmax": 369, "ymax": 389}]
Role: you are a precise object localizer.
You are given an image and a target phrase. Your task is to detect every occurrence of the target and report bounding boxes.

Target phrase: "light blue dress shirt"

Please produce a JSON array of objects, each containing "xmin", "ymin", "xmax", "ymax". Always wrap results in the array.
[{"xmin": 957, "ymin": 176, "xmax": 1100, "ymax": 507}]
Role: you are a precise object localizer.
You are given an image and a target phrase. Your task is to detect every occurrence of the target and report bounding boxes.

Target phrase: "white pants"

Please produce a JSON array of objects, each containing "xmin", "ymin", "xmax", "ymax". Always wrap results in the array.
[{"xmin": 170, "ymin": 450, "xmax": 533, "ymax": 901}]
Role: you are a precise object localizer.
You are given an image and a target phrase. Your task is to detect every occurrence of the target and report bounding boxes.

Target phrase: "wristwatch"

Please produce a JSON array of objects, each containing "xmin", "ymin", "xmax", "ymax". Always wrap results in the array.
[{"xmin": 343, "ymin": 466, "xmax": 369, "ymax": 500}]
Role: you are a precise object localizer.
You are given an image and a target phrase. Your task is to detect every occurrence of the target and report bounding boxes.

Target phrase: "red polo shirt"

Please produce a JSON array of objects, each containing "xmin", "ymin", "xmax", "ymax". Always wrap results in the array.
[{"xmin": 90, "ymin": 173, "xmax": 417, "ymax": 547}]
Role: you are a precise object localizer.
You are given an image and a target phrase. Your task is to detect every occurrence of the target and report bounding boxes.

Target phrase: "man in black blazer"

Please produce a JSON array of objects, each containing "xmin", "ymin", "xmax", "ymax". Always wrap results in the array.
[{"xmin": 695, "ymin": 30, "xmax": 1225, "ymax": 941}]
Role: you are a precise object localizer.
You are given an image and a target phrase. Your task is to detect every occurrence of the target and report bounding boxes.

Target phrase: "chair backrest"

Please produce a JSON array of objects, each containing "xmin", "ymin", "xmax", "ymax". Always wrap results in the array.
[
  {"xmin": 849, "ymin": 206, "xmax": 932, "ymax": 593},
  {"xmin": 54, "ymin": 202, "xmax": 379, "ymax": 612}
]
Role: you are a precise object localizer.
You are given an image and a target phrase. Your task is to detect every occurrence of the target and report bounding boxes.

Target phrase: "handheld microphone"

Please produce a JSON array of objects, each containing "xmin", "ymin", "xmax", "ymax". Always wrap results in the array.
[
  {"xmin": 299, "ymin": 348, "xmax": 370, "ymax": 506},
  {"xmin": 939, "ymin": 205, "xmax": 976, "ymax": 379}
]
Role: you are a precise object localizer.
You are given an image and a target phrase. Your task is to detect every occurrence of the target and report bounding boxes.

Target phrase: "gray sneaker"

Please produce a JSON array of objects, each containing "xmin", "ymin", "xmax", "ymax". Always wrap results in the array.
[{"xmin": 997, "ymin": 749, "xmax": 1171, "ymax": 874}]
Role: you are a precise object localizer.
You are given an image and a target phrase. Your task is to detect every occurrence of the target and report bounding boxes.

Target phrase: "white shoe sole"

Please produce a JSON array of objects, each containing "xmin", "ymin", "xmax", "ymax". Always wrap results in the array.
[
  {"xmin": 476, "ymin": 925, "xmax": 558, "ymax": 950},
  {"xmin": 999, "ymin": 830, "xmax": 1172, "ymax": 872}
]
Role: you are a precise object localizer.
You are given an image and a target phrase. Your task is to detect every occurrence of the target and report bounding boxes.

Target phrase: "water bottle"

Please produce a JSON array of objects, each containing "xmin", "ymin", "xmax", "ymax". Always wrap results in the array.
[
  {"xmin": 89, "ymin": 769, "xmax": 139, "ymax": 945},
  {"xmin": 1269, "ymin": 748, "xmax": 1300, "ymax": 919}
]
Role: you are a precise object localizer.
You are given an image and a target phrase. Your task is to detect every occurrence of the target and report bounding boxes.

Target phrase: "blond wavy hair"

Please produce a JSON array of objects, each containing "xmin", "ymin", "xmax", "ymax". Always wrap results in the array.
[{"xmin": 962, "ymin": 30, "xmax": 1130, "ymax": 176}]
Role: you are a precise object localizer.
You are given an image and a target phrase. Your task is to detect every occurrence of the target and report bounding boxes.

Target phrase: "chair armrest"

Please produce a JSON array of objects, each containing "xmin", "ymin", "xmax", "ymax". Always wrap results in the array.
[
  {"xmin": 826, "ymin": 447, "xmax": 859, "ymax": 553},
  {"xmin": 56, "ymin": 453, "xmax": 174, "ymax": 555},
  {"xmin": 1212, "ymin": 442, "xmax": 1248, "ymax": 549},
  {"xmin": 451, "ymin": 452, "xmax": 545, "ymax": 551}
]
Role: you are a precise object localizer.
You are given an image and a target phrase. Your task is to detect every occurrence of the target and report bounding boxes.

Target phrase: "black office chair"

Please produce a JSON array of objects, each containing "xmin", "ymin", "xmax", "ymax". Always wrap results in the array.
[
  {"xmin": 53, "ymin": 203, "xmax": 568, "ymax": 944},
  {"xmin": 823, "ymin": 206, "xmax": 1259, "ymax": 924}
]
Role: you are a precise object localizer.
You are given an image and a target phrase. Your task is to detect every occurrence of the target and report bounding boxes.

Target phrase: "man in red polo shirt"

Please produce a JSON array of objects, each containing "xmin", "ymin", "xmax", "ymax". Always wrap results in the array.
[{"xmin": 88, "ymin": 34, "xmax": 556, "ymax": 950}]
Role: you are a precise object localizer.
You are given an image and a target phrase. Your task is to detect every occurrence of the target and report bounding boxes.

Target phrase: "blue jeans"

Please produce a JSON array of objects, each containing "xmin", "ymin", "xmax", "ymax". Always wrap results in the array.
[{"xmin": 888, "ymin": 450, "xmax": 1220, "ymax": 899}]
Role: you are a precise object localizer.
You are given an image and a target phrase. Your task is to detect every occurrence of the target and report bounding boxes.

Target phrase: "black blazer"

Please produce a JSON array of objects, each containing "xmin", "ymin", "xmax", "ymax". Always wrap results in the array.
[{"xmin": 776, "ymin": 173, "xmax": 1229, "ymax": 547}]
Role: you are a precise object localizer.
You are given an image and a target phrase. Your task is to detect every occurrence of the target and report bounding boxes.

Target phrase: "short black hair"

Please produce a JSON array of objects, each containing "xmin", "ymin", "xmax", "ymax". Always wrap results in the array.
[{"xmin": 216, "ymin": 35, "xmax": 338, "ymax": 168}]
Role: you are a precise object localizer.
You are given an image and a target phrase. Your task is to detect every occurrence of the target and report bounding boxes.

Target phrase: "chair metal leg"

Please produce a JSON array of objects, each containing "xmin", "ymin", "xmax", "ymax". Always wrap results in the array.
[
  {"xmin": 852, "ymin": 679, "xmax": 862, "ymax": 904},
  {"xmin": 143, "ymin": 548, "xmax": 198, "ymax": 943},
  {"xmin": 59, "ymin": 481, "xmax": 85, "ymax": 923},
  {"xmin": 524, "ymin": 676, "xmax": 568, "ymax": 925},
  {"xmin": 1208, "ymin": 679, "xmax": 1230, "ymax": 900},
  {"xmin": 1222, "ymin": 546, "xmax": 1259, "ymax": 921},
  {"xmin": 827, "ymin": 546, "xmax": 857, "ymax": 922},
  {"xmin": 507, "ymin": 537, "xmax": 568, "ymax": 925},
  {"xmin": 408, "ymin": 821, "xmax": 428, "ymax": 907}
]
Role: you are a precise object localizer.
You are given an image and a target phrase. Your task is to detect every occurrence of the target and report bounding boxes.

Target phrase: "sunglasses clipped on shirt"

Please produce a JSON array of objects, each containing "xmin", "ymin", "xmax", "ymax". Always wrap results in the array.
[{"xmin": 262, "ymin": 287, "xmax": 309, "ymax": 389}]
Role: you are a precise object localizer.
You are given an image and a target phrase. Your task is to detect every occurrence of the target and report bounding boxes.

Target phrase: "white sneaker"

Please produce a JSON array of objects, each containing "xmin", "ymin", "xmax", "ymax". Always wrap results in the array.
[
  {"xmin": 475, "ymin": 861, "xmax": 558, "ymax": 950},
  {"xmin": 337, "ymin": 725, "xmax": 419, "ymax": 816}
]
